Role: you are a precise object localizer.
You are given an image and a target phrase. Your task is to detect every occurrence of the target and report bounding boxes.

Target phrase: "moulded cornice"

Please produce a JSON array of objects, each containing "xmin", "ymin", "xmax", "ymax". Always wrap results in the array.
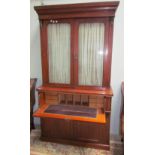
[{"xmin": 34, "ymin": 1, "xmax": 119, "ymax": 19}]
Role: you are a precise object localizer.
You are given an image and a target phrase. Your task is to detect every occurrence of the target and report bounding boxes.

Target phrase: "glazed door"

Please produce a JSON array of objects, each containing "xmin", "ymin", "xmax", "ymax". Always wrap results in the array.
[
  {"xmin": 77, "ymin": 21, "xmax": 105, "ymax": 87},
  {"xmin": 44, "ymin": 19, "xmax": 106, "ymax": 88},
  {"xmin": 47, "ymin": 22, "xmax": 72, "ymax": 85}
]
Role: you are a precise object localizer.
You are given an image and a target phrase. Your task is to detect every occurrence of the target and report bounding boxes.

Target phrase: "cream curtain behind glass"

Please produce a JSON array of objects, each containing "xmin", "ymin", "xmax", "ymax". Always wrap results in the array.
[
  {"xmin": 48, "ymin": 23, "xmax": 70, "ymax": 84},
  {"xmin": 79, "ymin": 23, "xmax": 104, "ymax": 86}
]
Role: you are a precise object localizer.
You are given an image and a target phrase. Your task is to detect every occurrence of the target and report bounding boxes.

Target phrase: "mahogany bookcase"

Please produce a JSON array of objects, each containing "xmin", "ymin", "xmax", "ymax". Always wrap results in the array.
[{"xmin": 33, "ymin": 1, "xmax": 119, "ymax": 150}]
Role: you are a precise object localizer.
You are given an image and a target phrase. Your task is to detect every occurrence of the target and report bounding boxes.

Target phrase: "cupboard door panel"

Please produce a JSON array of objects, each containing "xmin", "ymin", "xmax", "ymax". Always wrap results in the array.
[
  {"xmin": 73, "ymin": 121, "xmax": 105, "ymax": 143},
  {"xmin": 47, "ymin": 23, "xmax": 71, "ymax": 84},
  {"xmin": 78, "ymin": 23, "xmax": 105, "ymax": 86},
  {"xmin": 41, "ymin": 118, "xmax": 73, "ymax": 139}
]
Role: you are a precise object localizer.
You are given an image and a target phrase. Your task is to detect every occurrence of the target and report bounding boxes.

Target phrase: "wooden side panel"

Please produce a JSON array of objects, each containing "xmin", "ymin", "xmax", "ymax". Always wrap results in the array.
[
  {"xmin": 40, "ymin": 21, "xmax": 49, "ymax": 84},
  {"xmin": 102, "ymin": 18, "xmax": 114, "ymax": 87}
]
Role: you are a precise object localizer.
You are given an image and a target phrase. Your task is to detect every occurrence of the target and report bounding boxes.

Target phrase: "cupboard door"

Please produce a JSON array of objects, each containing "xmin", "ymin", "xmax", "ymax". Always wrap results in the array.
[
  {"xmin": 41, "ymin": 118, "xmax": 73, "ymax": 140},
  {"xmin": 78, "ymin": 23, "xmax": 105, "ymax": 86},
  {"xmin": 47, "ymin": 23, "xmax": 71, "ymax": 84},
  {"xmin": 73, "ymin": 121, "xmax": 105, "ymax": 143}
]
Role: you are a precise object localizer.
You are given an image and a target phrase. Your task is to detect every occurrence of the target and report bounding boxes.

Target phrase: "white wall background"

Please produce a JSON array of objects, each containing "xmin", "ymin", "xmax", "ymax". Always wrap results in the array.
[{"xmin": 30, "ymin": 0, "xmax": 124, "ymax": 135}]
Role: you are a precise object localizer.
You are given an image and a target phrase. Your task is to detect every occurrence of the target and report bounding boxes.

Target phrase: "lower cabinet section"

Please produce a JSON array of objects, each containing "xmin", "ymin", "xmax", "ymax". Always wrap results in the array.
[{"xmin": 40, "ymin": 118, "xmax": 110, "ymax": 150}]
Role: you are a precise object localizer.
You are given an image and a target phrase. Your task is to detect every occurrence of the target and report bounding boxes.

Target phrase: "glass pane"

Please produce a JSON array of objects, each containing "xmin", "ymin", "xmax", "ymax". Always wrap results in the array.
[
  {"xmin": 78, "ymin": 23, "xmax": 105, "ymax": 86},
  {"xmin": 48, "ymin": 23, "xmax": 71, "ymax": 84}
]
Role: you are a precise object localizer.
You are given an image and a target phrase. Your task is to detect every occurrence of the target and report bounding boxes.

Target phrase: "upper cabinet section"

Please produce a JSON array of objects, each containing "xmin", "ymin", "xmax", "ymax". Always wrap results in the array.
[{"xmin": 34, "ymin": 2, "xmax": 119, "ymax": 89}]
